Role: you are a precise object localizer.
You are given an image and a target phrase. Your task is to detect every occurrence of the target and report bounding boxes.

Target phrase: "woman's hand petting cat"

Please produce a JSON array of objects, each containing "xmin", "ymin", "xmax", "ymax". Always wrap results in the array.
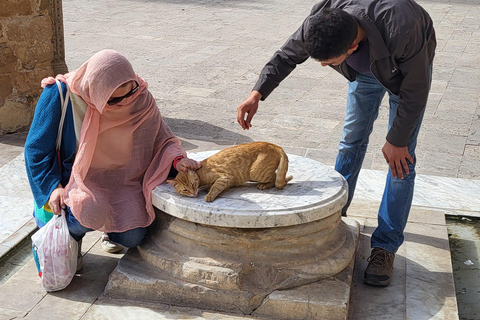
[
  {"xmin": 176, "ymin": 158, "xmax": 202, "ymax": 172},
  {"xmin": 48, "ymin": 183, "xmax": 66, "ymax": 215}
]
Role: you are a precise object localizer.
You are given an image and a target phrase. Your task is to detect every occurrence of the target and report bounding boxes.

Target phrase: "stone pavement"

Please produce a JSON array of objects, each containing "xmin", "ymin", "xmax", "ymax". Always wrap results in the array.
[{"xmin": 1, "ymin": 0, "xmax": 479, "ymax": 318}]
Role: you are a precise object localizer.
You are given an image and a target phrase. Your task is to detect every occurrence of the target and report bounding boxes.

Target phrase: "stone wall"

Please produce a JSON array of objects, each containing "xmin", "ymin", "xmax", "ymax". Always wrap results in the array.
[{"xmin": 0, "ymin": 0, "xmax": 65, "ymax": 135}]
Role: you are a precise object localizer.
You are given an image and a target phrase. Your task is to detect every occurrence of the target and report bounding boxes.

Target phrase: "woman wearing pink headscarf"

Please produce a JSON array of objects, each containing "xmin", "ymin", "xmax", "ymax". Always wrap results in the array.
[{"xmin": 25, "ymin": 49, "xmax": 200, "ymax": 267}]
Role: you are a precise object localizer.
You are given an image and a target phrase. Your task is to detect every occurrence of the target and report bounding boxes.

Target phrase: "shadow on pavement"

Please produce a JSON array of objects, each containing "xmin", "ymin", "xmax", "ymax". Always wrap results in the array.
[
  {"xmin": 163, "ymin": 117, "xmax": 253, "ymax": 149},
  {"xmin": 0, "ymin": 131, "xmax": 28, "ymax": 148}
]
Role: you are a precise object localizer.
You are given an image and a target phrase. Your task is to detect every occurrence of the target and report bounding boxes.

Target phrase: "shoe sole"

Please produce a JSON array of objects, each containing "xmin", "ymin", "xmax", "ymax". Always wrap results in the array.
[
  {"xmin": 101, "ymin": 243, "xmax": 124, "ymax": 253},
  {"xmin": 363, "ymin": 277, "xmax": 391, "ymax": 287}
]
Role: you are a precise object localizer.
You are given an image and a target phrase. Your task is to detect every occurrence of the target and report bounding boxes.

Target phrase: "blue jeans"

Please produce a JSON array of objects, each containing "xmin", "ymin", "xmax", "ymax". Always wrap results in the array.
[
  {"xmin": 335, "ymin": 71, "xmax": 430, "ymax": 253},
  {"xmin": 64, "ymin": 207, "xmax": 148, "ymax": 247}
]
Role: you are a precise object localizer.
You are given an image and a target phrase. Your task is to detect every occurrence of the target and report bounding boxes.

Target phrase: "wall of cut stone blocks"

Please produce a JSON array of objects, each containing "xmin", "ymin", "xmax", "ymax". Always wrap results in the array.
[{"xmin": 0, "ymin": 0, "xmax": 56, "ymax": 135}]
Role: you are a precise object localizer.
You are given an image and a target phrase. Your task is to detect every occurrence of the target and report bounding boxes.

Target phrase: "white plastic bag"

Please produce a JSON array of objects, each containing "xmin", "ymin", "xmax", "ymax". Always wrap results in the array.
[{"xmin": 31, "ymin": 210, "xmax": 78, "ymax": 292}]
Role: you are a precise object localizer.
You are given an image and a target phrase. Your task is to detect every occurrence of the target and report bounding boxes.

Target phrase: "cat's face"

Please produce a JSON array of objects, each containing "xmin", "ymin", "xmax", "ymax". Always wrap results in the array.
[{"xmin": 166, "ymin": 170, "xmax": 200, "ymax": 198}]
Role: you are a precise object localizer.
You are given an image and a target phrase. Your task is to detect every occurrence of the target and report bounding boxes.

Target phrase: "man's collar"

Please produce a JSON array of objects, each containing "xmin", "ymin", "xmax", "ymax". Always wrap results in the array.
[{"xmin": 345, "ymin": 8, "xmax": 390, "ymax": 60}]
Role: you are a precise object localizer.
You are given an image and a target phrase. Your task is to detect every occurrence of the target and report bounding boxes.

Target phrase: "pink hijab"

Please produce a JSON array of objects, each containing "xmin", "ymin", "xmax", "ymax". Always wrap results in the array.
[{"xmin": 63, "ymin": 49, "xmax": 186, "ymax": 232}]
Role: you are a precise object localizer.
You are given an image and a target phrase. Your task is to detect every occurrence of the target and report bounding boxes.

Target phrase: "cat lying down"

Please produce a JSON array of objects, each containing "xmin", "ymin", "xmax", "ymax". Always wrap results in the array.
[{"xmin": 166, "ymin": 141, "xmax": 293, "ymax": 202}]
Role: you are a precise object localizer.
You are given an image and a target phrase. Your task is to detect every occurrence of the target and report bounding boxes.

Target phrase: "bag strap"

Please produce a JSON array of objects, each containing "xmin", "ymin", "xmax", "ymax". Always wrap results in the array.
[{"xmin": 55, "ymin": 80, "xmax": 70, "ymax": 151}]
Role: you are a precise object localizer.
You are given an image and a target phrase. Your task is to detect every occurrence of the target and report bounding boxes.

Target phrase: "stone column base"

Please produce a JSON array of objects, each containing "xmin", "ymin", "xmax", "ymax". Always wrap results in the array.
[{"xmin": 104, "ymin": 218, "xmax": 359, "ymax": 320}]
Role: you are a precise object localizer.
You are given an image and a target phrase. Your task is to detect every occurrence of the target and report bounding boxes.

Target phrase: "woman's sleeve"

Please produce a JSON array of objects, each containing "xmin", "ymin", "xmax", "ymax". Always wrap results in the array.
[{"xmin": 24, "ymin": 83, "xmax": 64, "ymax": 207}]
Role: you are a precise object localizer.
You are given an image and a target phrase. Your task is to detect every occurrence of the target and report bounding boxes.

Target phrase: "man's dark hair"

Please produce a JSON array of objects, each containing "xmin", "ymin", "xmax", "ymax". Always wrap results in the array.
[{"xmin": 305, "ymin": 8, "xmax": 358, "ymax": 61}]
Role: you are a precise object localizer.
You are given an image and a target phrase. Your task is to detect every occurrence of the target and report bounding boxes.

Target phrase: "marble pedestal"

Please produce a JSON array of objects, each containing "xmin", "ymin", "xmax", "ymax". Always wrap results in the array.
[{"xmin": 105, "ymin": 154, "xmax": 360, "ymax": 320}]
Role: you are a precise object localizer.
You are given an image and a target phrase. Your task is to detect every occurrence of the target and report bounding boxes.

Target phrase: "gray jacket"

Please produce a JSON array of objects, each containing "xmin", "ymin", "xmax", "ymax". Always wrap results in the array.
[{"xmin": 253, "ymin": 0, "xmax": 436, "ymax": 147}]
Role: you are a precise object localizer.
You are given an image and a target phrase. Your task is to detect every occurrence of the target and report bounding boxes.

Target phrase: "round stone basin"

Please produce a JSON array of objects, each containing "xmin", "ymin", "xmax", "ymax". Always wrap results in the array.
[{"xmin": 152, "ymin": 152, "xmax": 348, "ymax": 228}]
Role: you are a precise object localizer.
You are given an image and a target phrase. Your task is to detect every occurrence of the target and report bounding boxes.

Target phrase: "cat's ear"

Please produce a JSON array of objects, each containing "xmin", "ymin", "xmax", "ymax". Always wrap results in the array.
[{"xmin": 166, "ymin": 179, "xmax": 177, "ymax": 187}]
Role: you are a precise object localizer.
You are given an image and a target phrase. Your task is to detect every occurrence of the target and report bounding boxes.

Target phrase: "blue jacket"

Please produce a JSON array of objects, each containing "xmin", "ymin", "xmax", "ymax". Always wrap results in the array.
[{"xmin": 24, "ymin": 82, "xmax": 76, "ymax": 208}]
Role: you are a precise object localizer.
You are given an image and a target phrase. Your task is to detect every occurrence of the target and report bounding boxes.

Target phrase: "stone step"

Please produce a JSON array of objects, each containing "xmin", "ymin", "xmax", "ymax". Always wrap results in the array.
[
  {"xmin": 348, "ymin": 207, "xmax": 459, "ymax": 320},
  {"xmin": 0, "ymin": 154, "xmax": 35, "ymax": 259},
  {"xmin": 0, "ymin": 210, "xmax": 457, "ymax": 320}
]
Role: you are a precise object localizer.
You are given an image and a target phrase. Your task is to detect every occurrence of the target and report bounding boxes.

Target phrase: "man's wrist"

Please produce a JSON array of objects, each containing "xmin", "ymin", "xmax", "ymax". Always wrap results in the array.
[{"xmin": 251, "ymin": 90, "xmax": 262, "ymax": 101}]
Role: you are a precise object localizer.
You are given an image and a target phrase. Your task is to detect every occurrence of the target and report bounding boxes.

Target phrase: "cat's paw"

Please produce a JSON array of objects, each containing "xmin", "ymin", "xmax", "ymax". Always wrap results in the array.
[
  {"xmin": 204, "ymin": 194, "xmax": 216, "ymax": 202},
  {"xmin": 257, "ymin": 182, "xmax": 274, "ymax": 190}
]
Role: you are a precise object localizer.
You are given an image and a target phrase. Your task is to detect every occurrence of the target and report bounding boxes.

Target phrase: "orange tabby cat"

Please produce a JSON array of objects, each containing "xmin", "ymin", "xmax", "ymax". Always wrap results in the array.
[{"xmin": 167, "ymin": 142, "xmax": 293, "ymax": 202}]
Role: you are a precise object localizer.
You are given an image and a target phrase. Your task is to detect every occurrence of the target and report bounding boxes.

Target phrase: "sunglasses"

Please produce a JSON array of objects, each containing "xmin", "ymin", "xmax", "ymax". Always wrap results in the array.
[{"xmin": 107, "ymin": 81, "xmax": 139, "ymax": 106}]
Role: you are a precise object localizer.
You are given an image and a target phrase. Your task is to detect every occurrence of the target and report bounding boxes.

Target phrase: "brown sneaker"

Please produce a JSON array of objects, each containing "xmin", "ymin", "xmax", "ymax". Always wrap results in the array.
[{"xmin": 363, "ymin": 247, "xmax": 395, "ymax": 287}]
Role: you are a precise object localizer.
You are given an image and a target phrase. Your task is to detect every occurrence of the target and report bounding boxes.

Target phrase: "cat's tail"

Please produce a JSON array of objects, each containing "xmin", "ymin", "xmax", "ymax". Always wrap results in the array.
[{"xmin": 275, "ymin": 150, "xmax": 293, "ymax": 190}]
